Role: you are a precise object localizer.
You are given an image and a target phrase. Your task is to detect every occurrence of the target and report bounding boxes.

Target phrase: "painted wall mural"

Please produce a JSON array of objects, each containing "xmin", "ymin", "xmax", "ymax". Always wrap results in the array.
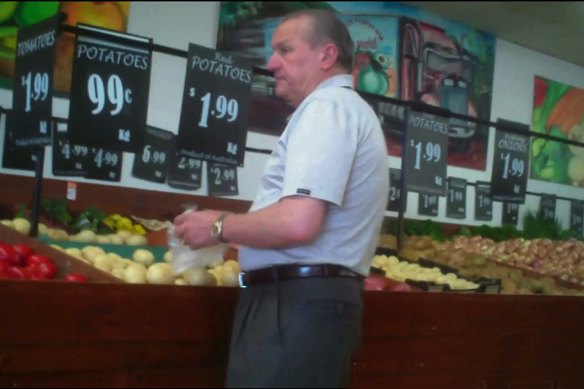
[
  {"xmin": 217, "ymin": 2, "xmax": 496, "ymax": 171},
  {"xmin": 531, "ymin": 76, "xmax": 584, "ymax": 187},
  {"xmin": 0, "ymin": 1, "xmax": 130, "ymax": 94}
]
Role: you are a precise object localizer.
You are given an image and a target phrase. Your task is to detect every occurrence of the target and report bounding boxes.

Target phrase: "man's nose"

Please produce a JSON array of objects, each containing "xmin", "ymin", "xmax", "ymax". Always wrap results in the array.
[{"xmin": 266, "ymin": 54, "xmax": 279, "ymax": 71}]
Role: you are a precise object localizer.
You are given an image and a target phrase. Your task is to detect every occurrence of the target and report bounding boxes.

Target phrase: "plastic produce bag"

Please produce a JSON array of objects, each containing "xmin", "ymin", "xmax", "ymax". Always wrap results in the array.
[{"xmin": 167, "ymin": 225, "xmax": 225, "ymax": 275}]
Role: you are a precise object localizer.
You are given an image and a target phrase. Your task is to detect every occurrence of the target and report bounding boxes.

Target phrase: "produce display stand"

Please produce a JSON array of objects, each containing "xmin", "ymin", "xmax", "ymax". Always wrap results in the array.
[
  {"xmin": 1, "ymin": 175, "xmax": 584, "ymax": 387},
  {"xmin": 1, "ymin": 262, "xmax": 583, "ymax": 387},
  {"xmin": 0, "ymin": 274, "xmax": 236, "ymax": 387}
]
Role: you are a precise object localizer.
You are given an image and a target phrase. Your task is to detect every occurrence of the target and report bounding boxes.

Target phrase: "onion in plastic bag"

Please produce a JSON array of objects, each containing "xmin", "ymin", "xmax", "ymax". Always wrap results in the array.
[{"xmin": 167, "ymin": 226, "xmax": 225, "ymax": 275}]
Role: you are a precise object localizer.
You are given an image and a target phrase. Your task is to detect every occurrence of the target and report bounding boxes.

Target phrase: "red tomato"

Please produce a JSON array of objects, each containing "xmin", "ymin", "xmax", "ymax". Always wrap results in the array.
[
  {"xmin": 7, "ymin": 266, "xmax": 31, "ymax": 280},
  {"xmin": 0, "ymin": 243, "xmax": 19, "ymax": 267},
  {"xmin": 64, "ymin": 273, "xmax": 88, "ymax": 282},
  {"xmin": 0, "ymin": 262, "xmax": 10, "ymax": 279},
  {"xmin": 26, "ymin": 254, "xmax": 57, "ymax": 280},
  {"xmin": 12, "ymin": 244, "xmax": 34, "ymax": 265}
]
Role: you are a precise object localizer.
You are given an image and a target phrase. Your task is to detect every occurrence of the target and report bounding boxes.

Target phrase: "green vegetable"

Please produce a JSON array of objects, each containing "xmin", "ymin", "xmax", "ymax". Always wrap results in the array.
[
  {"xmin": 457, "ymin": 226, "xmax": 472, "ymax": 238},
  {"xmin": 41, "ymin": 198, "xmax": 112, "ymax": 235},
  {"xmin": 522, "ymin": 210, "xmax": 563, "ymax": 240},
  {"xmin": 69, "ymin": 205, "xmax": 110, "ymax": 234},
  {"xmin": 42, "ymin": 198, "xmax": 73, "ymax": 227},
  {"xmin": 531, "ymin": 128, "xmax": 571, "ymax": 183},
  {"xmin": 404, "ymin": 219, "xmax": 446, "ymax": 241},
  {"xmin": 14, "ymin": 203, "xmax": 28, "ymax": 219}
]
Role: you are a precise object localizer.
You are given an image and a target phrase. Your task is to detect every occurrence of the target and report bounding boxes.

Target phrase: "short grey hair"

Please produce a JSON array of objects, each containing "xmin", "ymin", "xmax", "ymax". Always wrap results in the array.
[{"xmin": 281, "ymin": 9, "xmax": 354, "ymax": 72}]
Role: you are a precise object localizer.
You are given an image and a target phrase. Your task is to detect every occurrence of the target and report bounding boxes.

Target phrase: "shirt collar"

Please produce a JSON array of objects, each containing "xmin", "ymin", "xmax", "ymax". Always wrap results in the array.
[{"xmin": 315, "ymin": 74, "xmax": 354, "ymax": 91}]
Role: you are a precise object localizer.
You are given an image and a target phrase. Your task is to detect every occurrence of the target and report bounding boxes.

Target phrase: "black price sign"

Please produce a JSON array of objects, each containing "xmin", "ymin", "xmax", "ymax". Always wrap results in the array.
[
  {"xmin": 84, "ymin": 147, "xmax": 122, "ymax": 182},
  {"xmin": 387, "ymin": 168, "xmax": 404, "ymax": 212},
  {"xmin": 361, "ymin": 94, "xmax": 405, "ymax": 138},
  {"xmin": 570, "ymin": 201, "xmax": 583, "ymax": 237},
  {"xmin": 475, "ymin": 182, "xmax": 493, "ymax": 221},
  {"xmin": 207, "ymin": 162, "xmax": 238, "ymax": 196},
  {"xmin": 177, "ymin": 43, "xmax": 252, "ymax": 167},
  {"xmin": 132, "ymin": 126, "xmax": 174, "ymax": 183},
  {"xmin": 418, "ymin": 193, "xmax": 439, "ymax": 216},
  {"xmin": 167, "ymin": 143, "xmax": 203, "ymax": 191},
  {"xmin": 52, "ymin": 120, "xmax": 89, "ymax": 176},
  {"xmin": 404, "ymin": 109, "xmax": 448, "ymax": 196},
  {"xmin": 68, "ymin": 24, "xmax": 152, "ymax": 152},
  {"xmin": 540, "ymin": 195, "xmax": 556, "ymax": 222},
  {"xmin": 502, "ymin": 202, "xmax": 519, "ymax": 225},
  {"xmin": 490, "ymin": 119, "xmax": 529, "ymax": 203},
  {"xmin": 12, "ymin": 14, "xmax": 59, "ymax": 147},
  {"xmin": 2, "ymin": 111, "xmax": 36, "ymax": 171},
  {"xmin": 446, "ymin": 177, "xmax": 466, "ymax": 219}
]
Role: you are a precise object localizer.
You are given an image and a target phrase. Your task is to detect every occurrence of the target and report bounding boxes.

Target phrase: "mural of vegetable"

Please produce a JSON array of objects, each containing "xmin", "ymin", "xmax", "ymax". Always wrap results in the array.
[
  {"xmin": 546, "ymin": 88, "xmax": 584, "ymax": 135},
  {"xmin": 531, "ymin": 76, "xmax": 584, "ymax": 187}
]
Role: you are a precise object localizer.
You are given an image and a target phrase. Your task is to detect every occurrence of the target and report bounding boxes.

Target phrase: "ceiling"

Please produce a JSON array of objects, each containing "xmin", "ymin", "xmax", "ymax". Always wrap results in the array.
[{"xmin": 402, "ymin": 1, "xmax": 584, "ymax": 68}]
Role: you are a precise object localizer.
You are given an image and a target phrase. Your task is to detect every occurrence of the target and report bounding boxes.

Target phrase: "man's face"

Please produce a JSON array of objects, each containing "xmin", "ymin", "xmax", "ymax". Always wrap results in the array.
[{"xmin": 266, "ymin": 16, "xmax": 325, "ymax": 107}]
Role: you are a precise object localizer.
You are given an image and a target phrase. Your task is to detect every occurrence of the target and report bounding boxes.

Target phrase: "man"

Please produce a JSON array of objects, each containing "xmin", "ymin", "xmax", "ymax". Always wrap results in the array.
[{"xmin": 173, "ymin": 9, "xmax": 389, "ymax": 388}]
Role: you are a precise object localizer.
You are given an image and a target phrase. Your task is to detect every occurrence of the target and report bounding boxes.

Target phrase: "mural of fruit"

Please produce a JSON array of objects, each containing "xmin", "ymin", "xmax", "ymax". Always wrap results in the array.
[
  {"xmin": 0, "ymin": 2, "xmax": 129, "ymax": 92},
  {"xmin": 14, "ymin": 2, "xmax": 60, "ymax": 26},
  {"xmin": 0, "ymin": 2, "xmax": 18, "ymax": 24},
  {"xmin": 55, "ymin": 2, "xmax": 129, "ymax": 93},
  {"xmin": 568, "ymin": 124, "xmax": 584, "ymax": 158},
  {"xmin": 354, "ymin": 50, "xmax": 393, "ymax": 96},
  {"xmin": 0, "ymin": 2, "xmax": 60, "ymax": 85},
  {"xmin": 60, "ymin": 2, "xmax": 127, "ymax": 31},
  {"xmin": 531, "ymin": 76, "xmax": 584, "ymax": 187}
]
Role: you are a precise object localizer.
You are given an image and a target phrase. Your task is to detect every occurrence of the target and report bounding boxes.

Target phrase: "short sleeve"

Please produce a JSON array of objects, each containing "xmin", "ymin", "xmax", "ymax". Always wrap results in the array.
[{"xmin": 281, "ymin": 98, "xmax": 357, "ymax": 206}]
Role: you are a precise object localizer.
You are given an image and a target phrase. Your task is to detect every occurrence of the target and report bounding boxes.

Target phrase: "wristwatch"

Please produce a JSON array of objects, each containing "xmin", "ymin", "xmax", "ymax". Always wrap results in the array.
[{"xmin": 210, "ymin": 213, "xmax": 229, "ymax": 243}]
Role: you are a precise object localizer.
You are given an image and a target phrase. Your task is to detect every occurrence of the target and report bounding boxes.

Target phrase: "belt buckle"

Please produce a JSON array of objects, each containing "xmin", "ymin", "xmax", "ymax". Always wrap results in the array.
[{"xmin": 238, "ymin": 272, "xmax": 247, "ymax": 288}]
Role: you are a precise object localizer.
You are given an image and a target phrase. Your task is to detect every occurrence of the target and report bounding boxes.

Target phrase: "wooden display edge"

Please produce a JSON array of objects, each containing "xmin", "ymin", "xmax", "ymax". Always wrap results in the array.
[
  {"xmin": 0, "ymin": 224, "xmax": 121, "ymax": 283},
  {"xmin": 0, "ymin": 173, "xmax": 252, "ymax": 221}
]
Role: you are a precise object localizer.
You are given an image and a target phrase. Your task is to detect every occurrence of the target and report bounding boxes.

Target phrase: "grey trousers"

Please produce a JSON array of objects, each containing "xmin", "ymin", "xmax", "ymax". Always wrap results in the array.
[{"xmin": 225, "ymin": 276, "xmax": 364, "ymax": 388}]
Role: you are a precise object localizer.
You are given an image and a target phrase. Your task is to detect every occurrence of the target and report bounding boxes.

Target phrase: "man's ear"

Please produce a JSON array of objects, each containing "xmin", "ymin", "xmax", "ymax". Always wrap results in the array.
[{"xmin": 320, "ymin": 43, "xmax": 339, "ymax": 70}]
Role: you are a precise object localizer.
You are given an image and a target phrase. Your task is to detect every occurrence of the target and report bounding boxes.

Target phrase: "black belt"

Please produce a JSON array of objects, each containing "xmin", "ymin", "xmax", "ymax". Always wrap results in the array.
[{"xmin": 238, "ymin": 264, "xmax": 363, "ymax": 288}]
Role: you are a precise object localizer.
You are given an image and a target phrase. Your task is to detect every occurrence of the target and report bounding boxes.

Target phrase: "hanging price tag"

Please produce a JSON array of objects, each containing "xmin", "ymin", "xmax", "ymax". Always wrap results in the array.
[
  {"xmin": 52, "ymin": 120, "xmax": 89, "ymax": 176},
  {"xmin": 570, "ymin": 201, "xmax": 583, "ymax": 237},
  {"xmin": 502, "ymin": 202, "xmax": 519, "ymax": 225},
  {"xmin": 418, "ymin": 193, "xmax": 439, "ymax": 216},
  {"xmin": 66, "ymin": 182, "xmax": 78, "ymax": 201},
  {"xmin": 540, "ymin": 195, "xmax": 556, "ymax": 222},
  {"xmin": 475, "ymin": 182, "xmax": 493, "ymax": 221},
  {"xmin": 84, "ymin": 147, "xmax": 122, "ymax": 182},
  {"xmin": 12, "ymin": 14, "xmax": 59, "ymax": 147},
  {"xmin": 167, "ymin": 142, "xmax": 203, "ymax": 191},
  {"xmin": 446, "ymin": 177, "xmax": 466, "ymax": 219},
  {"xmin": 361, "ymin": 93, "xmax": 405, "ymax": 139},
  {"xmin": 248, "ymin": 73, "xmax": 294, "ymax": 136},
  {"xmin": 490, "ymin": 119, "xmax": 529, "ymax": 203},
  {"xmin": 68, "ymin": 24, "xmax": 152, "ymax": 152},
  {"xmin": 207, "ymin": 162, "xmax": 238, "ymax": 196},
  {"xmin": 132, "ymin": 126, "xmax": 174, "ymax": 183},
  {"xmin": 177, "ymin": 43, "xmax": 252, "ymax": 167},
  {"xmin": 404, "ymin": 109, "xmax": 448, "ymax": 196},
  {"xmin": 387, "ymin": 168, "xmax": 404, "ymax": 212},
  {"xmin": 2, "ymin": 111, "xmax": 36, "ymax": 171}
]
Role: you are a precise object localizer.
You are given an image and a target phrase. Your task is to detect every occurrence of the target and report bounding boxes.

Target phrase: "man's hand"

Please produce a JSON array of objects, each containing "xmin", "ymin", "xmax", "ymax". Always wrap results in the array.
[{"xmin": 173, "ymin": 210, "xmax": 226, "ymax": 249}]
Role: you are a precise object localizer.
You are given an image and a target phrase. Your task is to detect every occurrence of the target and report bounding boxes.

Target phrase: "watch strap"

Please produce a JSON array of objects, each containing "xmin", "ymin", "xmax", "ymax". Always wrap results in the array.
[{"xmin": 215, "ymin": 213, "xmax": 229, "ymax": 243}]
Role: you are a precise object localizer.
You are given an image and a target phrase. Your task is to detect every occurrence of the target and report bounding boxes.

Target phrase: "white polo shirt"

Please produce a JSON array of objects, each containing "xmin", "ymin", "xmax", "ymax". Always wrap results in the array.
[{"xmin": 239, "ymin": 74, "xmax": 389, "ymax": 276}]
